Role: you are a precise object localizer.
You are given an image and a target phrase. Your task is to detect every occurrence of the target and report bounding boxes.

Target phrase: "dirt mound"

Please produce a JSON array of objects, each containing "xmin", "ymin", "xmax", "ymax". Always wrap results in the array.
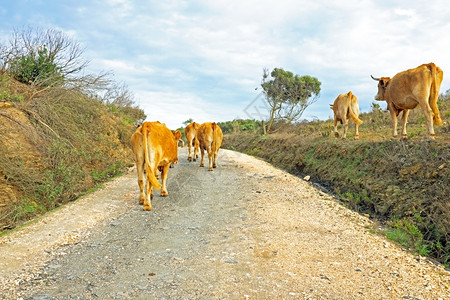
[
  {"xmin": 0, "ymin": 106, "xmax": 42, "ymax": 218},
  {"xmin": 0, "ymin": 77, "xmax": 141, "ymax": 231}
]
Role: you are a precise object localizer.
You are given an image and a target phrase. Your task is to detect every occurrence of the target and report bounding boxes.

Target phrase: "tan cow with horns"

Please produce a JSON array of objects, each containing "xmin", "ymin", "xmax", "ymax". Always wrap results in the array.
[
  {"xmin": 130, "ymin": 121, "xmax": 181, "ymax": 211},
  {"xmin": 371, "ymin": 63, "xmax": 443, "ymax": 139},
  {"xmin": 330, "ymin": 91, "xmax": 363, "ymax": 139},
  {"xmin": 197, "ymin": 122, "xmax": 223, "ymax": 171}
]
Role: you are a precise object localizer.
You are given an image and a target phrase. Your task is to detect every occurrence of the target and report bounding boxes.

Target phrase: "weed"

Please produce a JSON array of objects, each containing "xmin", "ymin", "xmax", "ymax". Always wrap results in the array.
[{"xmin": 385, "ymin": 217, "xmax": 431, "ymax": 256}]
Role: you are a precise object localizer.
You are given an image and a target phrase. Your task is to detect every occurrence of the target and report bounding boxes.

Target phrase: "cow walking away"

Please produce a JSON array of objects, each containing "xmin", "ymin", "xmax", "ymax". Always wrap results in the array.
[
  {"xmin": 330, "ymin": 91, "xmax": 363, "ymax": 139},
  {"xmin": 185, "ymin": 121, "xmax": 200, "ymax": 162},
  {"xmin": 197, "ymin": 122, "xmax": 223, "ymax": 171},
  {"xmin": 130, "ymin": 121, "xmax": 181, "ymax": 211},
  {"xmin": 371, "ymin": 63, "xmax": 443, "ymax": 139}
]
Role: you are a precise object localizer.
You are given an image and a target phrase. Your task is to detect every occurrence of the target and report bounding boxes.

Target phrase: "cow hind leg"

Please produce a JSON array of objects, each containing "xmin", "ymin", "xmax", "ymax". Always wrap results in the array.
[
  {"xmin": 419, "ymin": 102, "xmax": 436, "ymax": 139},
  {"xmin": 136, "ymin": 163, "xmax": 145, "ymax": 205},
  {"xmin": 400, "ymin": 109, "xmax": 410, "ymax": 139},
  {"xmin": 199, "ymin": 147, "xmax": 205, "ymax": 167},
  {"xmin": 187, "ymin": 139, "xmax": 193, "ymax": 161},
  {"xmin": 354, "ymin": 123, "xmax": 360, "ymax": 140},
  {"xmin": 207, "ymin": 146, "xmax": 214, "ymax": 171},
  {"xmin": 138, "ymin": 179, "xmax": 145, "ymax": 205},
  {"xmin": 143, "ymin": 179, "xmax": 153, "ymax": 211},
  {"xmin": 342, "ymin": 119, "xmax": 348, "ymax": 139},
  {"xmin": 193, "ymin": 140, "xmax": 199, "ymax": 161},
  {"xmin": 213, "ymin": 149, "xmax": 219, "ymax": 168},
  {"xmin": 333, "ymin": 118, "xmax": 339, "ymax": 138},
  {"xmin": 160, "ymin": 164, "xmax": 170, "ymax": 197}
]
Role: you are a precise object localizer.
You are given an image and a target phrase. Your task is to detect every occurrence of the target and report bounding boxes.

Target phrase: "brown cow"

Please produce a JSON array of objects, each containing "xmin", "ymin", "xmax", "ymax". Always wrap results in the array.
[
  {"xmin": 130, "ymin": 121, "xmax": 181, "ymax": 211},
  {"xmin": 330, "ymin": 91, "xmax": 363, "ymax": 139},
  {"xmin": 184, "ymin": 122, "xmax": 200, "ymax": 162},
  {"xmin": 197, "ymin": 122, "xmax": 223, "ymax": 171},
  {"xmin": 371, "ymin": 63, "xmax": 443, "ymax": 139}
]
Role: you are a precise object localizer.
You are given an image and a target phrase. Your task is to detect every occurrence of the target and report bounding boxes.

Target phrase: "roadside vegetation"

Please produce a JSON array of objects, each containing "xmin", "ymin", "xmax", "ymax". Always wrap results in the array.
[
  {"xmin": 220, "ymin": 94, "xmax": 450, "ymax": 267},
  {"xmin": 0, "ymin": 28, "xmax": 145, "ymax": 233}
]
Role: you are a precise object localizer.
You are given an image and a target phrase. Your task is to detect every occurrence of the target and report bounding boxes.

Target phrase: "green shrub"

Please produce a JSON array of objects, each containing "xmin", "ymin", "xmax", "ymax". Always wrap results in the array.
[{"xmin": 9, "ymin": 45, "xmax": 63, "ymax": 87}]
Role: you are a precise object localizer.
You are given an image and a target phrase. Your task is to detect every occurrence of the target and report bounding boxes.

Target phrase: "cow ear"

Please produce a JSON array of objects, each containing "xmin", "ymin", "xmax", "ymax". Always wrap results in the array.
[{"xmin": 173, "ymin": 130, "xmax": 181, "ymax": 140}]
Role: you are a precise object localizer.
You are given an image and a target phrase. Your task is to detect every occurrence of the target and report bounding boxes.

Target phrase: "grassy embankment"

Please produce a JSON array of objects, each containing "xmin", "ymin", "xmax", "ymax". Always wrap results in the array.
[
  {"xmin": 220, "ymin": 97, "xmax": 450, "ymax": 267},
  {"xmin": 0, "ymin": 74, "xmax": 144, "ymax": 233}
]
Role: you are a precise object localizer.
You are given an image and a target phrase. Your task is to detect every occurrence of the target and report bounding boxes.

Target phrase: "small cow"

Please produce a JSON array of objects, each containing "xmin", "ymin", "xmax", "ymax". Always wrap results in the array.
[
  {"xmin": 371, "ymin": 63, "xmax": 443, "ymax": 139},
  {"xmin": 185, "ymin": 122, "xmax": 200, "ymax": 162},
  {"xmin": 130, "ymin": 121, "xmax": 181, "ymax": 211},
  {"xmin": 330, "ymin": 91, "xmax": 363, "ymax": 139},
  {"xmin": 197, "ymin": 122, "xmax": 223, "ymax": 171}
]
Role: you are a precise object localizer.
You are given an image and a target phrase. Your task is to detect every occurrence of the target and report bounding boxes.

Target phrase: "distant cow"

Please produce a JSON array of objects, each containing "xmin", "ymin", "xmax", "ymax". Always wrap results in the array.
[
  {"xmin": 197, "ymin": 122, "xmax": 223, "ymax": 171},
  {"xmin": 330, "ymin": 91, "xmax": 363, "ymax": 139},
  {"xmin": 130, "ymin": 121, "xmax": 181, "ymax": 211},
  {"xmin": 185, "ymin": 122, "xmax": 200, "ymax": 162},
  {"xmin": 371, "ymin": 63, "xmax": 443, "ymax": 139}
]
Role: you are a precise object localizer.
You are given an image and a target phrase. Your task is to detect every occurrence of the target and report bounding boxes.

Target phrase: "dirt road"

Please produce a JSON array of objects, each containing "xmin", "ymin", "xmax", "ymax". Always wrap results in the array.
[{"xmin": 0, "ymin": 148, "xmax": 448, "ymax": 299}]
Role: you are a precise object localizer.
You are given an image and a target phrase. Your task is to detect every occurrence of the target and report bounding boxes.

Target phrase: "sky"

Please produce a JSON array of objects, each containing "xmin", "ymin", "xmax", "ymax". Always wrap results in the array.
[{"xmin": 1, "ymin": 0, "xmax": 449, "ymax": 129}]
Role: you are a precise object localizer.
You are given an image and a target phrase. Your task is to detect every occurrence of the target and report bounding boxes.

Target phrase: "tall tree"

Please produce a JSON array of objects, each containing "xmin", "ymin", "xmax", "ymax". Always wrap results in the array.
[{"xmin": 261, "ymin": 68, "xmax": 321, "ymax": 133}]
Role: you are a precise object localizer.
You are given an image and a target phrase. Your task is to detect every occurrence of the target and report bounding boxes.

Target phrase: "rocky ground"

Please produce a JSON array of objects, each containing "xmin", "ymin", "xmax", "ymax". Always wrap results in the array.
[{"xmin": 0, "ymin": 148, "xmax": 448, "ymax": 299}]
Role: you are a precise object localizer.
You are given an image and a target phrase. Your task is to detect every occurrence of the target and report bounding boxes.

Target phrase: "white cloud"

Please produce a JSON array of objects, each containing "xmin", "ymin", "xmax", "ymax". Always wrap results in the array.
[
  {"xmin": 2, "ymin": 0, "xmax": 450, "ymax": 125},
  {"xmin": 135, "ymin": 90, "xmax": 242, "ymax": 129}
]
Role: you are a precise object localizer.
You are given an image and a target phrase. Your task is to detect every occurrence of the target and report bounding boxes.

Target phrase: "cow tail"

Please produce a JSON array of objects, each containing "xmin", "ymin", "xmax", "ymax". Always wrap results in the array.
[
  {"xmin": 142, "ymin": 123, "xmax": 161, "ymax": 191},
  {"xmin": 211, "ymin": 122, "xmax": 217, "ymax": 151},
  {"xmin": 429, "ymin": 63, "xmax": 443, "ymax": 126},
  {"xmin": 191, "ymin": 122, "xmax": 197, "ymax": 147},
  {"xmin": 348, "ymin": 94, "xmax": 363, "ymax": 125}
]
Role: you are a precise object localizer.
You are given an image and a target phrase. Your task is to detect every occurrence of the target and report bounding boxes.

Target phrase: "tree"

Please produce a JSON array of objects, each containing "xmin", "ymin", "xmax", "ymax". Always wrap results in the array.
[
  {"xmin": 0, "ymin": 27, "xmax": 109, "ymax": 98},
  {"xmin": 182, "ymin": 118, "xmax": 194, "ymax": 126},
  {"xmin": 261, "ymin": 68, "xmax": 321, "ymax": 133}
]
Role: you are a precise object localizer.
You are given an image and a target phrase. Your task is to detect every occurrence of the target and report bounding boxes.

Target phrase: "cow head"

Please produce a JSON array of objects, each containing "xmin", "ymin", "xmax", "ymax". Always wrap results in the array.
[{"xmin": 371, "ymin": 75, "xmax": 391, "ymax": 101}]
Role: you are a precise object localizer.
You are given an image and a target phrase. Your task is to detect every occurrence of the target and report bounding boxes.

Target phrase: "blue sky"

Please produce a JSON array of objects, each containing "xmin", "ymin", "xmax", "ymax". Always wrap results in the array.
[{"xmin": 1, "ymin": 0, "xmax": 449, "ymax": 129}]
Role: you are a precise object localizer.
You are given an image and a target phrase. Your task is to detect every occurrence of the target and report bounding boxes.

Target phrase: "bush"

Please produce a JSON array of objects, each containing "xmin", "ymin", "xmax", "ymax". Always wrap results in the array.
[{"xmin": 9, "ymin": 45, "xmax": 63, "ymax": 87}]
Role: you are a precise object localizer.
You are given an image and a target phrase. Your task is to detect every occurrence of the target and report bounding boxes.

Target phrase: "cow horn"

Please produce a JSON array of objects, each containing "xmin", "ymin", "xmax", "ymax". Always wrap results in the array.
[{"xmin": 371, "ymin": 75, "xmax": 381, "ymax": 81}]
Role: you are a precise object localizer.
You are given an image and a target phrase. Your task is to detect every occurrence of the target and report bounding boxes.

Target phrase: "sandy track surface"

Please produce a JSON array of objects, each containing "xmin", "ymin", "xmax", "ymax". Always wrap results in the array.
[{"xmin": 0, "ymin": 148, "xmax": 448, "ymax": 299}]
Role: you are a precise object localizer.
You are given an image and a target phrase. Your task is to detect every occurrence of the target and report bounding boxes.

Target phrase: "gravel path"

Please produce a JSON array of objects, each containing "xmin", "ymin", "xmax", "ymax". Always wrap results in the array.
[{"xmin": 0, "ymin": 148, "xmax": 448, "ymax": 299}]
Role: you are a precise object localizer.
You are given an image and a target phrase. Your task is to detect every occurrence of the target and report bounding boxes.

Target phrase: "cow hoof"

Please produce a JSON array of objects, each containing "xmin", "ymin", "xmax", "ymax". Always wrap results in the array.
[
  {"xmin": 161, "ymin": 191, "xmax": 168, "ymax": 197},
  {"xmin": 193, "ymin": 158, "xmax": 196, "ymax": 162},
  {"xmin": 334, "ymin": 132, "xmax": 339, "ymax": 138},
  {"xmin": 188, "ymin": 157, "xmax": 192, "ymax": 162},
  {"xmin": 213, "ymin": 164, "xmax": 217, "ymax": 168},
  {"xmin": 354, "ymin": 135, "xmax": 359, "ymax": 140},
  {"xmin": 401, "ymin": 135, "xmax": 408, "ymax": 140},
  {"xmin": 200, "ymin": 163, "xmax": 204, "ymax": 167},
  {"xmin": 430, "ymin": 134, "xmax": 436, "ymax": 140},
  {"xmin": 143, "ymin": 205, "xmax": 152, "ymax": 211},
  {"xmin": 208, "ymin": 168, "xmax": 213, "ymax": 171}
]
